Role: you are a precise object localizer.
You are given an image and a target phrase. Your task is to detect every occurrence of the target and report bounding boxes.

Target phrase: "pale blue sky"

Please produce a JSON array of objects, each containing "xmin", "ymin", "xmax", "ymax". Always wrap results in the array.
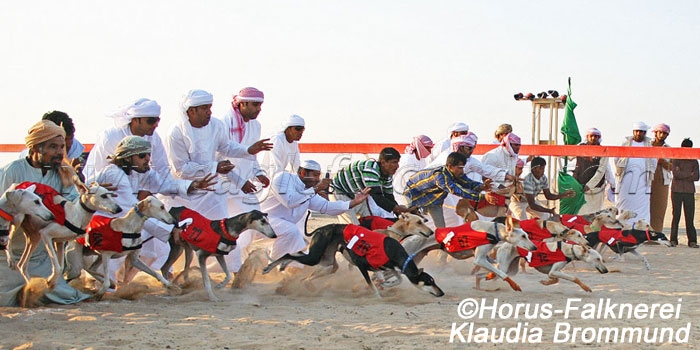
[{"xmin": 1, "ymin": 1, "xmax": 699, "ymax": 158}]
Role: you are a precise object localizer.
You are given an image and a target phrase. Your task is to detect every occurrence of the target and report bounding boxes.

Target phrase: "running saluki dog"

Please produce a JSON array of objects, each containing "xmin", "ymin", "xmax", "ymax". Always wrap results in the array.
[
  {"xmin": 487, "ymin": 240, "xmax": 608, "ymax": 292},
  {"xmin": 13, "ymin": 182, "xmax": 121, "ymax": 288},
  {"xmin": 263, "ymin": 223, "xmax": 444, "ymax": 298},
  {"xmin": 0, "ymin": 184, "xmax": 54, "ymax": 248},
  {"xmin": 81, "ymin": 196, "xmax": 179, "ymax": 299},
  {"xmin": 161, "ymin": 207, "xmax": 276, "ymax": 302},
  {"xmin": 401, "ymin": 216, "xmax": 537, "ymax": 291}
]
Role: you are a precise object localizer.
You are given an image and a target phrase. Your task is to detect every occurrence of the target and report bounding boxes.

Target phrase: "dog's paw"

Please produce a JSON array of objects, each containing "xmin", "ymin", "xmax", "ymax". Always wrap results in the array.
[{"xmin": 166, "ymin": 284, "xmax": 182, "ymax": 295}]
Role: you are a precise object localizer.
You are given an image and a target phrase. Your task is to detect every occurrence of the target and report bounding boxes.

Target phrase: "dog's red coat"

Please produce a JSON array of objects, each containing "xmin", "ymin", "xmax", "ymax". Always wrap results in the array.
[
  {"xmin": 517, "ymin": 219, "xmax": 552, "ymax": 242},
  {"xmin": 84, "ymin": 215, "xmax": 126, "ymax": 252},
  {"xmin": 434, "ymin": 223, "xmax": 494, "ymax": 253},
  {"xmin": 179, "ymin": 208, "xmax": 236, "ymax": 255},
  {"xmin": 16, "ymin": 182, "xmax": 66, "ymax": 225},
  {"xmin": 517, "ymin": 241, "xmax": 568, "ymax": 267},
  {"xmin": 598, "ymin": 226, "xmax": 641, "ymax": 245},
  {"xmin": 358, "ymin": 216, "xmax": 395, "ymax": 231},
  {"xmin": 342, "ymin": 224, "xmax": 389, "ymax": 268},
  {"xmin": 469, "ymin": 193, "xmax": 507, "ymax": 209},
  {"xmin": 560, "ymin": 214, "xmax": 590, "ymax": 233}
]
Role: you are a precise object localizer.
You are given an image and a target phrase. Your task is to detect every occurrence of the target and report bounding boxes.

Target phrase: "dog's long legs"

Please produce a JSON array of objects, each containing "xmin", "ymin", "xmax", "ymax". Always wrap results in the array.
[
  {"xmin": 473, "ymin": 245, "xmax": 522, "ymax": 292},
  {"xmin": 38, "ymin": 230, "xmax": 62, "ymax": 288},
  {"xmin": 94, "ymin": 253, "xmax": 114, "ymax": 300},
  {"xmin": 196, "ymin": 253, "xmax": 219, "ymax": 302},
  {"xmin": 542, "ymin": 262, "xmax": 592, "ymax": 292},
  {"xmin": 358, "ymin": 267, "xmax": 381, "ymax": 299},
  {"xmin": 628, "ymin": 249, "xmax": 651, "ymax": 270},
  {"xmin": 127, "ymin": 253, "xmax": 181, "ymax": 294},
  {"xmin": 214, "ymin": 254, "xmax": 231, "ymax": 289}
]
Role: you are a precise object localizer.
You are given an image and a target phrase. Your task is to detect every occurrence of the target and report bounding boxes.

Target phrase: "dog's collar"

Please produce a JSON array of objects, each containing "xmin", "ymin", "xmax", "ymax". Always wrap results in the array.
[
  {"xmin": 565, "ymin": 241, "xmax": 579, "ymax": 261},
  {"xmin": 492, "ymin": 222, "xmax": 501, "ymax": 241},
  {"xmin": 0, "ymin": 208, "xmax": 13, "ymax": 221},
  {"xmin": 402, "ymin": 252, "xmax": 417, "ymax": 274},
  {"xmin": 646, "ymin": 229, "xmax": 651, "ymax": 242},
  {"xmin": 133, "ymin": 205, "xmax": 147, "ymax": 220},
  {"xmin": 219, "ymin": 219, "xmax": 237, "ymax": 242},
  {"xmin": 79, "ymin": 196, "xmax": 96, "ymax": 214}
]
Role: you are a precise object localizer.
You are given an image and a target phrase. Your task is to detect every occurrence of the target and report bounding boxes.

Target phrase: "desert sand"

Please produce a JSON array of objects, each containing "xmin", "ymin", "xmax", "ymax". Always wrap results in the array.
[{"xmin": 1, "ymin": 205, "xmax": 699, "ymax": 350}]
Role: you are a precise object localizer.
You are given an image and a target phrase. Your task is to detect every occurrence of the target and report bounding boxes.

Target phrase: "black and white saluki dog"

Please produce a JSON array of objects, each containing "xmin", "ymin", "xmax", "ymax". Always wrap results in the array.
[{"xmin": 263, "ymin": 223, "xmax": 444, "ymax": 298}]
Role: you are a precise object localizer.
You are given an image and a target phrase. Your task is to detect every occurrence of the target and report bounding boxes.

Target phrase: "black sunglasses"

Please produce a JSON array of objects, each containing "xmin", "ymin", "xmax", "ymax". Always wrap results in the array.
[
  {"xmin": 293, "ymin": 126, "xmax": 305, "ymax": 131},
  {"xmin": 137, "ymin": 153, "xmax": 150, "ymax": 159},
  {"xmin": 145, "ymin": 117, "xmax": 160, "ymax": 125}
]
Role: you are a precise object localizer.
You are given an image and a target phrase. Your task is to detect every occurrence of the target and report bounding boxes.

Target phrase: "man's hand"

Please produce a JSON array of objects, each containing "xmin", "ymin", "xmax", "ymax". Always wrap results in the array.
[
  {"xmin": 582, "ymin": 185, "xmax": 590, "ymax": 192},
  {"xmin": 241, "ymin": 181, "xmax": 258, "ymax": 194},
  {"xmin": 484, "ymin": 192, "xmax": 499, "ymax": 205},
  {"xmin": 348, "ymin": 188, "xmax": 371, "ymax": 208},
  {"xmin": 98, "ymin": 182, "xmax": 118, "ymax": 192},
  {"xmin": 256, "ymin": 175, "xmax": 271, "ymax": 188},
  {"xmin": 189, "ymin": 173, "xmax": 218, "ymax": 193},
  {"xmin": 247, "ymin": 139, "xmax": 273, "ymax": 155},
  {"xmin": 562, "ymin": 189, "xmax": 576, "ymax": 198},
  {"xmin": 217, "ymin": 160, "xmax": 235, "ymax": 174},
  {"xmin": 392, "ymin": 204, "xmax": 412, "ymax": 215},
  {"xmin": 482, "ymin": 178, "xmax": 493, "ymax": 191}
]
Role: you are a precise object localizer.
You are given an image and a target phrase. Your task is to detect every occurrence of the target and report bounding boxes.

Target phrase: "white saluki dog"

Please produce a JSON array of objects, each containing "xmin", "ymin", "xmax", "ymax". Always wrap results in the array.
[
  {"xmin": 402, "ymin": 216, "xmax": 537, "ymax": 291},
  {"xmin": 13, "ymin": 183, "xmax": 122, "ymax": 288},
  {"xmin": 490, "ymin": 240, "xmax": 608, "ymax": 292},
  {"xmin": 0, "ymin": 185, "xmax": 54, "ymax": 247},
  {"xmin": 83, "ymin": 196, "xmax": 179, "ymax": 299}
]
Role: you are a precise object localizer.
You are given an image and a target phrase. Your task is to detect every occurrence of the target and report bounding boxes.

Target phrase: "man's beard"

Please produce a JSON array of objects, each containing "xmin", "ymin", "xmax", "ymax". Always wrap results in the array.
[{"xmin": 42, "ymin": 156, "xmax": 64, "ymax": 171}]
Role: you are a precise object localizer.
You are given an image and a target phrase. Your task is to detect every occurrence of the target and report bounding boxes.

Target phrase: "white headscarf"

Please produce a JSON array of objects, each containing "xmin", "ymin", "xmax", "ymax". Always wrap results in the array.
[
  {"xmin": 282, "ymin": 114, "xmax": 305, "ymax": 130},
  {"xmin": 179, "ymin": 89, "xmax": 214, "ymax": 153},
  {"xmin": 109, "ymin": 98, "xmax": 161, "ymax": 127}
]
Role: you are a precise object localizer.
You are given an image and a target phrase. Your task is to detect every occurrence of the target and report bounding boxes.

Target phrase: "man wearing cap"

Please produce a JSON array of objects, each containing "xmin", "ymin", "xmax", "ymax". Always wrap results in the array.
[
  {"xmin": 426, "ymin": 122, "xmax": 469, "ymax": 164},
  {"xmin": 0, "ymin": 120, "xmax": 89, "ymax": 306},
  {"xmin": 164, "ymin": 89, "xmax": 272, "ymax": 221},
  {"xmin": 84, "ymin": 136, "xmax": 217, "ymax": 284},
  {"xmin": 331, "ymin": 147, "xmax": 412, "ymax": 224},
  {"xmin": 260, "ymin": 159, "xmax": 370, "ymax": 261},
  {"xmin": 649, "ymin": 123, "xmax": 672, "ymax": 231},
  {"xmin": 573, "ymin": 128, "xmax": 615, "ymax": 214},
  {"xmin": 84, "ymin": 98, "xmax": 170, "ymax": 183},
  {"xmin": 615, "ymin": 122, "xmax": 656, "ymax": 224},
  {"xmin": 260, "ymin": 114, "xmax": 306, "ymax": 176},
  {"xmin": 404, "ymin": 152, "xmax": 496, "ymax": 228}
]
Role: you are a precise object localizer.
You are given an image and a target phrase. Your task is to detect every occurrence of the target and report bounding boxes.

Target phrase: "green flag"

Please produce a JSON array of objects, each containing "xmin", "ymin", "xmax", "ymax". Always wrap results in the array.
[
  {"xmin": 560, "ymin": 77, "xmax": 581, "ymax": 145},
  {"xmin": 558, "ymin": 77, "xmax": 586, "ymax": 213}
]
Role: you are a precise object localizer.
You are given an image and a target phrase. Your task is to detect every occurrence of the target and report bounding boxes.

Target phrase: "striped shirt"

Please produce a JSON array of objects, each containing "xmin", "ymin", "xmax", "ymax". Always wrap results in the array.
[
  {"xmin": 522, "ymin": 173, "xmax": 549, "ymax": 195},
  {"xmin": 403, "ymin": 166, "xmax": 483, "ymax": 208},
  {"xmin": 332, "ymin": 160, "xmax": 392, "ymax": 195}
]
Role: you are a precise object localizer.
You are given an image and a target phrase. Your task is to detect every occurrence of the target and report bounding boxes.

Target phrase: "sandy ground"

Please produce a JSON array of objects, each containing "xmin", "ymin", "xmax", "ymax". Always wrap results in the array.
[{"xmin": 1, "ymin": 204, "xmax": 699, "ymax": 350}]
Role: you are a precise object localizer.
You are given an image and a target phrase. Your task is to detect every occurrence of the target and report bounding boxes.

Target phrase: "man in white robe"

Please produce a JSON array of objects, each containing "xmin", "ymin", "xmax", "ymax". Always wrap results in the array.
[
  {"xmin": 394, "ymin": 135, "xmax": 434, "ymax": 206},
  {"xmin": 217, "ymin": 87, "xmax": 273, "ymax": 272},
  {"xmin": 261, "ymin": 160, "xmax": 370, "ymax": 261},
  {"xmin": 425, "ymin": 122, "xmax": 469, "ymax": 164},
  {"xmin": 82, "ymin": 98, "xmax": 173, "ymax": 266},
  {"xmin": 615, "ymin": 122, "xmax": 656, "ymax": 224},
  {"xmin": 163, "ymin": 89, "xmax": 272, "ymax": 227},
  {"xmin": 83, "ymin": 98, "xmax": 169, "ymax": 183},
  {"xmin": 259, "ymin": 114, "xmax": 305, "ymax": 177},
  {"xmin": 480, "ymin": 133, "xmax": 522, "ymax": 190}
]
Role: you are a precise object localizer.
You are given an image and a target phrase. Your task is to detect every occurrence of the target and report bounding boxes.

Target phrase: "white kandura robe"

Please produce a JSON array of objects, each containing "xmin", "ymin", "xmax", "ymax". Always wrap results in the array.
[
  {"xmin": 261, "ymin": 172, "xmax": 351, "ymax": 261},
  {"xmin": 164, "ymin": 118, "xmax": 254, "ymax": 221},
  {"xmin": 83, "ymin": 125, "xmax": 170, "ymax": 183},
  {"xmin": 259, "ymin": 132, "xmax": 301, "ymax": 176},
  {"xmin": 615, "ymin": 140, "xmax": 656, "ymax": 224},
  {"xmin": 216, "ymin": 109, "xmax": 267, "ymax": 272}
]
